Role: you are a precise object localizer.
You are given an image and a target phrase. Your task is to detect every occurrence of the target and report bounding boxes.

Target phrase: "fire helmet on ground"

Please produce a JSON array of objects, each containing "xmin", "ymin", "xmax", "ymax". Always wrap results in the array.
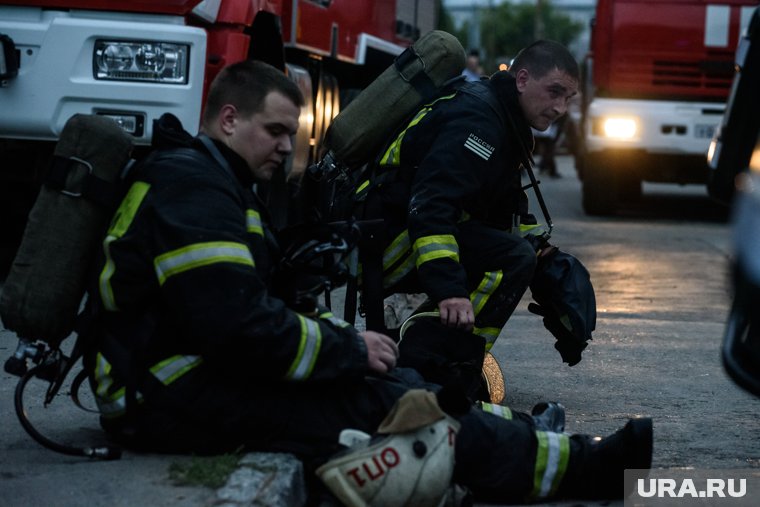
[{"xmin": 316, "ymin": 390, "xmax": 461, "ymax": 507}]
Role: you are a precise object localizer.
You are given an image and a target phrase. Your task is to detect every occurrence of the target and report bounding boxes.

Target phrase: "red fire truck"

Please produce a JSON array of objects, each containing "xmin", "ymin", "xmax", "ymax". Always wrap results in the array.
[
  {"xmin": 576, "ymin": 0, "xmax": 757, "ymax": 215},
  {"xmin": 0, "ymin": 0, "xmax": 436, "ymax": 269}
]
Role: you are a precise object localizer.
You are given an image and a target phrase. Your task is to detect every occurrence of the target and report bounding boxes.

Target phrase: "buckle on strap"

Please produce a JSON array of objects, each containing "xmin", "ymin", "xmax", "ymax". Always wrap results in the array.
[
  {"xmin": 46, "ymin": 155, "xmax": 120, "ymax": 208},
  {"xmin": 395, "ymin": 46, "xmax": 426, "ymax": 82}
]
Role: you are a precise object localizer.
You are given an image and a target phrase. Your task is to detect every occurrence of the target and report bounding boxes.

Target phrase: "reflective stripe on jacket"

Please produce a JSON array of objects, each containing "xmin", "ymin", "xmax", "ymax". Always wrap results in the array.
[
  {"xmin": 372, "ymin": 73, "xmax": 534, "ymax": 302},
  {"xmin": 91, "ymin": 138, "xmax": 369, "ymax": 417}
]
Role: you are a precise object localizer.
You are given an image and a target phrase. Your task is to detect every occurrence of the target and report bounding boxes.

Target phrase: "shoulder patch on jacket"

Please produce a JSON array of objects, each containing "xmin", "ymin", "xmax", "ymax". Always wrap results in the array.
[{"xmin": 464, "ymin": 133, "xmax": 495, "ymax": 161}]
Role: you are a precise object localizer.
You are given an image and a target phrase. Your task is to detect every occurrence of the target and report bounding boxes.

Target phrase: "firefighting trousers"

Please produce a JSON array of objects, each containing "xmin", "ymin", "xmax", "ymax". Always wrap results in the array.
[
  {"xmin": 101, "ymin": 366, "xmax": 591, "ymax": 503},
  {"xmin": 385, "ymin": 220, "xmax": 537, "ymax": 350}
]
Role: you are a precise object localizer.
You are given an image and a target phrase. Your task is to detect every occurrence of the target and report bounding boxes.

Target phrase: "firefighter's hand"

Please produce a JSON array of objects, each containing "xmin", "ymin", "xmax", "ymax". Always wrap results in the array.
[
  {"xmin": 361, "ymin": 331, "xmax": 399, "ymax": 373},
  {"xmin": 438, "ymin": 297, "xmax": 474, "ymax": 332}
]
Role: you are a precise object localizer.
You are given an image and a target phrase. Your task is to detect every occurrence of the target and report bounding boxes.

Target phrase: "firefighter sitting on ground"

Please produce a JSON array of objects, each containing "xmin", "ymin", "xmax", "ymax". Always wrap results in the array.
[{"xmin": 86, "ymin": 60, "xmax": 651, "ymax": 504}]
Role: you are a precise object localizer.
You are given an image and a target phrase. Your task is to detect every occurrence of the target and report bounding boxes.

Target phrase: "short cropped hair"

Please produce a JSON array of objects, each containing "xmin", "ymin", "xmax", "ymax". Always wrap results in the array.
[
  {"xmin": 510, "ymin": 40, "xmax": 579, "ymax": 82},
  {"xmin": 202, "ymin": 60, "xmax": 305, "ymax": 126}
]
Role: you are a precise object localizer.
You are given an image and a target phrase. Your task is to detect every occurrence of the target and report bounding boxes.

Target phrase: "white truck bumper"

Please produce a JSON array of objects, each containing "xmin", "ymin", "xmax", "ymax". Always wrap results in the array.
[{"xmin": 0, "ymin": 6, "xmax": 206, "ymax": 144}]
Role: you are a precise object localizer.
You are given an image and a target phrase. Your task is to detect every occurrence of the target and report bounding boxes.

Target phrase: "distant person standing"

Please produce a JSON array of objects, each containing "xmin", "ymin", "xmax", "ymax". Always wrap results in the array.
[
  {"xmin": 533, "ymin": 117, "xmax": 564, "ymax": 178},
  {"xmin": 462, "ymin": 49, "xmax": 484, "ymax": 82}
]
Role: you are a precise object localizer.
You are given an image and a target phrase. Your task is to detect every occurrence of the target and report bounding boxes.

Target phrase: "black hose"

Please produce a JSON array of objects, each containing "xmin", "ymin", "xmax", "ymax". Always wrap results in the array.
[{"xmin": 14, "ymin": 365, "xmax": 121, "ymax": 460}]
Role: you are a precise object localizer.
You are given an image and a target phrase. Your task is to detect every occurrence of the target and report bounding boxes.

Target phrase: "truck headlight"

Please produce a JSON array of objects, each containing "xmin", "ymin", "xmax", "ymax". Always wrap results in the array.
[
  {"xmin": 593, "ymin": 117, "xmax": 638, "ymax": 139},
  {"xmin": 94, "ymin": 40, "xmax": 189, "ymax": 84}
]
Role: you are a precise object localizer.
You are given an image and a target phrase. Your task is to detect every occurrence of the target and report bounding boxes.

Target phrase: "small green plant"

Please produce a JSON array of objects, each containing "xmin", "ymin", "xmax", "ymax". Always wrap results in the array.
[{"xmin": 169, "ymin": 453, "xmax": 241, "ymax": 489}]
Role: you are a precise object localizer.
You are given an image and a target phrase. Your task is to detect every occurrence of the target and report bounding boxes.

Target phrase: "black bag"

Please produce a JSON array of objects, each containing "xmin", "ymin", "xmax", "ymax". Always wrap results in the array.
[{"xmin": 528, "ymin": 248, "xmax": 597, "ymax": 366}]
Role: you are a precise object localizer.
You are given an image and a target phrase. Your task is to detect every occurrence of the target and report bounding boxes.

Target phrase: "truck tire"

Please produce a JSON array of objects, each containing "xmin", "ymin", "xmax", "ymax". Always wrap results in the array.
[
  {"xmin": 617, "ymin": 172, "xmax": 642, "ymax": 202},
  {"xmin": 582, "ymin": 155, "xmax": 617, "ymax": 215}
]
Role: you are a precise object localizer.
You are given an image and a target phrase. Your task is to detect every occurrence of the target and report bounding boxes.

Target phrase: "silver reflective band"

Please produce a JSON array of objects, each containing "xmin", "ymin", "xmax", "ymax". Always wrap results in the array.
[
  {"xmin": 480, "ymin": 402, "xmax": 512, "ymax": 419},
  {"xmin": 154, "ymin": 241, "xmax": 254, "ymax": 285},
  {"xmin": 533, "ymin": 431, "xmax": 569, "ymax": 499},
  {"xmin": 470, "ymin": 271, "xmax": 503, "ymax": 317},
  {"xmin": 246, "ymin": 209, "xmax": 263, "ymax": 236},
  {"xmin": 151, "ymin": 355, "xmax": 203, "ymax": 385},
  {"xmin": 286, "ymin": 315, "xmax": 322, "ymax": 380},
  {"xmin": 320, "ymin": 311, "xmax": 351, "ymax": 328}
]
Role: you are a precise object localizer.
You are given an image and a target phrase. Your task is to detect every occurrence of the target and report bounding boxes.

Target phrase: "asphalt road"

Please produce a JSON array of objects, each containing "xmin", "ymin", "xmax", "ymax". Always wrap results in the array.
[
  {"xmin": 502, "ymin": 156, "xmax": 759, "ymax": 472},
  {"xmin": 2, "ymin": 155, "xmax": 759, "ymax": 506}
]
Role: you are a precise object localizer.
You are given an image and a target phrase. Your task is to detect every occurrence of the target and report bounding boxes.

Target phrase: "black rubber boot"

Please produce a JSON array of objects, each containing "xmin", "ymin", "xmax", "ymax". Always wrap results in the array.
[
  {"xmin": 559, "ymin": 417, "xmax": 653, "ymax": 500},
  {"xmin": 531, "ymin": 402, "xmax": 566, "ymax": 433}
]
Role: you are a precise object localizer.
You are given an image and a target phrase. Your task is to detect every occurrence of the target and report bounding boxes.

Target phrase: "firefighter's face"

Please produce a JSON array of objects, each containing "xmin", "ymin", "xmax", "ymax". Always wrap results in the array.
[
  {"xmin": 226, "ymin": 91, "xmax": 300, "ymax": 181},
  {"xmin": 515, "ymin": 67, "xmax": 578, "ymax": 131}
]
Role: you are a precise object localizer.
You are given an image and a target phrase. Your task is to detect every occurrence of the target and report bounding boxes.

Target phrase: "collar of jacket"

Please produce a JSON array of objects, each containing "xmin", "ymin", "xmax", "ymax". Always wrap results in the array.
[
  {"xmin": 487, "ymin": 71, "xmax": 535, "ymax": 166},
  {"xmin": 191, "ymin": 136, "xmax": 257, "ymax": 189},
  {"xmin": 192, "ymin": 134, "xmax": 277, "ymax": 232}
]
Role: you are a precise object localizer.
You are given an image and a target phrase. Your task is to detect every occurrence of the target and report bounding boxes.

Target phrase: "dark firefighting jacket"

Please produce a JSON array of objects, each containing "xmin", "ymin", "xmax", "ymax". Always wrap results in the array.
[
  {"xmin": 371, "ymin": 71, "xmax": 534, "ymax": 303},
  {"xmin": 90, "ymin": 136, "xmax": 368, "ymax": 419}
]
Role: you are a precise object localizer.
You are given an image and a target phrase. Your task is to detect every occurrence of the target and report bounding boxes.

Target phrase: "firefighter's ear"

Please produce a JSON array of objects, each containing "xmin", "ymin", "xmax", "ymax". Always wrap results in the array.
[
  {"xmin": 219, "ymin": 104, "xmax": 238, "ymax": 135},
  {"xmin": 514, "ymin": 68, "xmax": 530, "ymax": 93}
]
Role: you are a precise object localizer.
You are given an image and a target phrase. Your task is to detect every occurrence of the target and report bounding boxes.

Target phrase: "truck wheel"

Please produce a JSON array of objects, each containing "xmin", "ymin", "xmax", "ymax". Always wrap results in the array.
[
  {"xmin": 582, "ymin": 158, "xmax": 617, "ymax": 215},
  {"xmin": 617, "ymin": 173, "xmax": 642, "ymax": 202}
]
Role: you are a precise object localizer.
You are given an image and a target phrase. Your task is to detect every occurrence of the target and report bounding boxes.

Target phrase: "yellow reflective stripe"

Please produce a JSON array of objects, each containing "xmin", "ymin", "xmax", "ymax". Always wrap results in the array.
[
  {"xmin": 94, "ymin": 352, "xmax": 113, "ymax": 399},
  {"xmin": 379, "ymin": 137, "xmax": 401, "ymax": 166},
  {"xmin": 98, "ymin": 397, "xmax": 126, "ymax": 417},
  {"xmin": 379, "ymin": 92, "xmax": 458, "ymax": 166},
  {"xmin": 382, "ymin": 230, "xmax": 415, "ymax": 287},
  {"xmin": 246, "ymin": 209, "xmax": 264, "ymax": 236},
  {"xmin": 383, "ymin": 253, "xmax": 416, "ymax": 287},
  {"xmin": 319, "ymin": 311, "xmax": 351, "ymax": 328},
  {"xmin": 154, "ymin": 241, "xmax": 254, "ymax": 286},
  {"xmin": 99, "ymin": 181, "xmax": 151, "ymax": 311},
  {"xmin": 518, "ymin": 223, "xmax": 546, "ymax": 237},
  {"xmin": 470, "ymin": 271, "xmax": 503, "ymax": 316},
  {"xmin": 413, "ymin": 235, "xmax": 459, "ymax": 268},
  {"xmin": 93, "ymin": 353, "xmax": 142, "ymax": 417},
  {"xmin": 99, "ymin": 236, "xmax": 119, "ymax": 311},
  {"xmin": 531, "ymin": 431, "xmax": 570, "ymax": 499},
  {"xmin": 380, "ymin": 108, "xmax": 429, "ymax": 165},
  {"xmin": 150, "ymin": 355, "xmax": 203, "ymax": 385},
  {"xmin": 480, "ymin": 402, "xmax": 512, "ymax": 419},
  {"xmin": 109, "ymin": 182, "xmax": 151, "ymax": 237},
  {"xmin": 383, "ymin": 230, "xmax": 411, "ymax": 269},
  {"xmin": 286, "ymin": 315, "xmax": 322, "ymax": 380},
  {"xmin": 474, "ymin": 326, "xmax": 501, "ymax": 349},
  {"xmin": 355, "ymin": 179, "xmax": 370, "ymax": 195}
]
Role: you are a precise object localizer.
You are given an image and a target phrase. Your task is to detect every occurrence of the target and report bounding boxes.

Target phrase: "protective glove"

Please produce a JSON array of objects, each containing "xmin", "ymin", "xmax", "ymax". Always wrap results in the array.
[{"xmin": 528, "ymin": 302, "xmax": 588, "ymax": 366}]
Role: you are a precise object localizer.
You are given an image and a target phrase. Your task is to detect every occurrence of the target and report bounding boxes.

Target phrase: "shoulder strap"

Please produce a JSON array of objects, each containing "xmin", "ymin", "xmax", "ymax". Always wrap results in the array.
[
  {"xmin": 129, "ymin": 136, "xmax": 238, "ymax": 189},
  {"xmin": 457, "ymin": 82, "xmax": 553, "ymax": 233},
  {"xmin": 197, "ymin": 134, "xmax": 236, "ymax": 182}
]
